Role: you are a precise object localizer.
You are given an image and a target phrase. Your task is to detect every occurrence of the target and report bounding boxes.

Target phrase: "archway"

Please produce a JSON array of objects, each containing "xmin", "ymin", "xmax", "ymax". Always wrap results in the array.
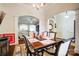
[{"xmin": 18, "ymin": 16, "xmax": 39, "ymax": 38}]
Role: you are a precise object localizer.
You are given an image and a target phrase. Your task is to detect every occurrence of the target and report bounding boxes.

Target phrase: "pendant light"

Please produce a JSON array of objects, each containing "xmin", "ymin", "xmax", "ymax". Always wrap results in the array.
[{"xmin": 65, "ymin": 11, "xmax": 69, "ymax": 18}]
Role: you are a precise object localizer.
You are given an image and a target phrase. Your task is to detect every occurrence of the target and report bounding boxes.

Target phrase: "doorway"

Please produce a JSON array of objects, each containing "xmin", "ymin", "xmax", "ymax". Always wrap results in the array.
[{"xmin": 18, "ymin": 16, "xmax": 39, "ymax": 38}]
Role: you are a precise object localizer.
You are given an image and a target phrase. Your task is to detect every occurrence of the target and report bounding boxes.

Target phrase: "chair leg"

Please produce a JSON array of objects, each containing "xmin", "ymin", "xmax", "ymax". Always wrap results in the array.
[
  {"xmin": 41, "ymin": 51, "xmax": 44, "ymax": 56},
  {"xmin": 27, "ymin": 50, "xmax": 31, "ymax": 56},
  {"xmin": 37, "ymin": 51, "xmax": 44, "ymax": 56},
  {"xmin": 26, "ymin": 51, "xmax": 29, "ymax": 56},
  {"xmin": 33, "ymin": 52, "xmax": 37, "ymax": 56}
]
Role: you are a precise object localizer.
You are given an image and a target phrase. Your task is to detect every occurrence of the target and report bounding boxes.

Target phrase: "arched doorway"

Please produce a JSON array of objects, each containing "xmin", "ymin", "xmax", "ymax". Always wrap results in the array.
[{"xmin": 18, "ymin": 16, "xmax": 39, "ymax": 37}]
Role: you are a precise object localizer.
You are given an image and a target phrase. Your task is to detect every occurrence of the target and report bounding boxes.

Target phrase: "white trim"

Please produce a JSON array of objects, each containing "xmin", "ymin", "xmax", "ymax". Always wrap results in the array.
[{"xmin": 14, "ymin": 16, "xmax": 19, "ymax": 45}]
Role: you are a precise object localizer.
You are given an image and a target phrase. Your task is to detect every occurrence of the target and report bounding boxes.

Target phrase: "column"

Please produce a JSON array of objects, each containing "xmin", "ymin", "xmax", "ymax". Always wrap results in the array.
[
  {"xmin": 14, "ymin": 16, "xmax": 19, "ymax": 45},
  {"xmin": 75, "ymin": 10, "xmax": 79, "ymax": 53}
]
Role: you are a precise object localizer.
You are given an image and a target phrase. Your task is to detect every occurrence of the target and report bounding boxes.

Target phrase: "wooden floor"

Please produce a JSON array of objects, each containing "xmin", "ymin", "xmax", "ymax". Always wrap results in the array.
[
  {"xmin": 68, "ymin": 41, "xmax": 79, "ymax": 56},
  {"xmin": 8, "ymin": 45, "xmax": 15, "ymax": 56}
]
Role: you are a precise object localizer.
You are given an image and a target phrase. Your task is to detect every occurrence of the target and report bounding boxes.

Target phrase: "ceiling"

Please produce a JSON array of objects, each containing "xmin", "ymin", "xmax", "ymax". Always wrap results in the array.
[{"xmin": 0, "ymin": 3, "xmax": 79, "ymax": 20}]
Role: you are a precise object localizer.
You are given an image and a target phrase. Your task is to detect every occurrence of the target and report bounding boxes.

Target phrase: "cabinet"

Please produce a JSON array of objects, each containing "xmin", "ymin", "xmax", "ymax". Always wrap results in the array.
[{"xmin": 0, "ymin": 37, "xmax": 9, "ymax": 56}]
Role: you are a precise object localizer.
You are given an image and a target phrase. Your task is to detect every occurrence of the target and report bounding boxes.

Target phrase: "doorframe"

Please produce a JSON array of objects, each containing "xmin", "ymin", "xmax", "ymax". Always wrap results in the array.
[{"xmin": 15, "ymin": 16, "xmax": 19, "ymax": 44}]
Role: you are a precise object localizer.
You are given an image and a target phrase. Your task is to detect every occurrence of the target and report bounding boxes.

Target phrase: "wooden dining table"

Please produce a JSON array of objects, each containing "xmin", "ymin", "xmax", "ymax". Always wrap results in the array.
[{"xmin": 27, "ymin": 38, "xmax": 63, "ymax": 51}]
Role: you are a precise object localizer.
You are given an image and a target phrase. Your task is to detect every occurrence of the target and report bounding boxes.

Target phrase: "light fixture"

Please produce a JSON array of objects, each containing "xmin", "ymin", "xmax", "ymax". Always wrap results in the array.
[
  {"xmin": 32, "ymin": 3, "xmax": 46, "ymax": 10},
  {"xmin": 65, "ymin": 11, "xmax": 69, "ymax": 18}
]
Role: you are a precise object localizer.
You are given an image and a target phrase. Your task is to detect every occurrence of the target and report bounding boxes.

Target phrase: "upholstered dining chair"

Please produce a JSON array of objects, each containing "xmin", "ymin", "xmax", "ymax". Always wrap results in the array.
[
  {"xmin": 44, "ymin": 39, "xmax": 72, "ymax": 56},
  {"xmin": 22, "ymin": 35, "xmax": 44, "ymax": 56},
  {"xmin": 49, "ymin": 32, "xmax": 57, "ymax": 41},
  {"xmin": 37, "ymin": 32, "xmax": 49, "ymax": 41},
  {"xmin": 42, "ymin": 32, "xmax": 57, "ymax": 50},
  {"xmin": 43, "ymin": 31, "xmax": 49, "ymax": 36},
  {"xmin": 37, "ymin": 32, "xmax": 45, "ymax": 41},
  {"xmin": 29, "ymin": 32, "xmax": 36, "ymax": 39},
  {"xmin": 57, "ymin": 39, "xmax": 71, "ymax": 56}
]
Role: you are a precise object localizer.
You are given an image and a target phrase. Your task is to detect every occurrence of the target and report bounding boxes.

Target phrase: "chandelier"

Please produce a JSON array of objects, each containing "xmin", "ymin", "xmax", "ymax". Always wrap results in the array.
[{"xmin": 32, "ymin": 3, "xmax": 47, "ymax": 10}]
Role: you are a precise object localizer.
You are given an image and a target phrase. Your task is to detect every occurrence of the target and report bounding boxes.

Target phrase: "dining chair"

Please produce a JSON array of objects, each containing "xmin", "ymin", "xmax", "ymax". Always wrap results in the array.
[
  {"xmin": 38, "ymin": 31, "xmax": 49, "ymax": 41},
  {"xmin": 57, "ymin": 39, "xmax": 71, "ymax": 56},
  {"xmin": 42, "ymin": 32, "xmax": 57, "ymax": 51},
  {"xmin": 29, "ymin": 31, "xmax": 36, "ymax": 38},
  {"xmin": 22, "ymin": 35, "xmax": 44, "ymax": 56},
  {"xmin": 37, "ymin": 32, "xmax": 46, "ymax": 41},
  {"xmin": 49, "ymin": 32, "xmax": 57, "ymax": 41},
  {"xmin": 43, "ymin": 31, "xmax": 49, "ymax": 36},
  {"xmin": 44, "ymin": 39, "xmax": 72, "ymax": 56}
]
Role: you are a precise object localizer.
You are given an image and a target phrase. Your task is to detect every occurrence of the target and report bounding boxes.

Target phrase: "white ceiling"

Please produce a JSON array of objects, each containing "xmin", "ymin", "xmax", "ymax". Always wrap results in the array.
[{"xmin": 0, "ymin": 3, "xmax": 79, "ymax": 19}]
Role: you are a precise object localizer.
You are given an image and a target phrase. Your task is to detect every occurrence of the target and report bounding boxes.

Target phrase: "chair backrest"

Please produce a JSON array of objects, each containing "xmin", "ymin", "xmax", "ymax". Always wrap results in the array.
[
  {"xmin": 38, "ymin": 32, "xmax": 47, "ymax": 40},
  {"xmin": 22, "ymin": 35, "xmax": 29, "ymax": 49},
  {"xmin": 29, "ymin": 32, "xmax": 36, "ymax": 38},
  {"xmin": 18, "ymin": 32, "xmax": 24, "ymax": 39},
  {"xmin": 22, "ymin": 35, "xmax": 34, "ymax": 52},
  {"xmin": 49, "ymin": 32, "xmax": 56, "ymax": 40},
  {"xmin": 43, "ymin": 31, "xmax": 49, "ymax": 36},
  {"xmin": 57, "ymin": 40, "xmax": 71, "ymax": 56}
]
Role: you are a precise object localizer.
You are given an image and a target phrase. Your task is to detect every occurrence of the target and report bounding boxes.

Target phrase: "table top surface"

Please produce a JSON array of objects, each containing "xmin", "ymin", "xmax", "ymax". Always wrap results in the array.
[{"xmin": 28, "ymin": 38, "xmax": 62, "ymax": 49}]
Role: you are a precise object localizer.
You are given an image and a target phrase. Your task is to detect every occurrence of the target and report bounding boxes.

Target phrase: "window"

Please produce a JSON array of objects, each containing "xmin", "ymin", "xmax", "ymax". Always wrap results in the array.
[
  {"xmin": 19, "ymin": 24, "xmax": 28, "ymax": 31},
  {"xmin": 29, "ymin": 25, "xmax": 36, "ymax": 32}
]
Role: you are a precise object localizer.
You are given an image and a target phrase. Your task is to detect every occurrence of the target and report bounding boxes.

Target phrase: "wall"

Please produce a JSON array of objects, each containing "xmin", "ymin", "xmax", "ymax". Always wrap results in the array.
[
  {"xmin": 55, "ymin": 11, "xmax": 75, "ymax": 39},
  {"xmin": 0, "ymin": 5, "xmax": 15, "ymax": 33}
]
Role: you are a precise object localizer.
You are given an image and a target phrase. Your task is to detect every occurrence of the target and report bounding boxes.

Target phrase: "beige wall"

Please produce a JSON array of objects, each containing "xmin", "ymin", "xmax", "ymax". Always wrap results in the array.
[
  {"xmin": 55, "ymin": 11, "xmax": 75, "ymax": 39},
  {"xmin": 0, "ymin": 4, "xmax": 15, "ymax": 34}
]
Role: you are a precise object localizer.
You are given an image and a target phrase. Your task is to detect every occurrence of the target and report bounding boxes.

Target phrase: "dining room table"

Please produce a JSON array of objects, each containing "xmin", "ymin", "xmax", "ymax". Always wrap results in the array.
[{"xmin": 27, "ymin": 37, "xmax": 63, "ymax": 55}]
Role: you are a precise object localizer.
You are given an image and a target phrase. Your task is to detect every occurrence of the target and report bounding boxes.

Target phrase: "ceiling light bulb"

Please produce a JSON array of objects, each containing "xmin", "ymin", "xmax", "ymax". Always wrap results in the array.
[
  {"xmin": 33, "ymin": 4, "xmax": 36, "ymax": 7},
  {"xmin": 65, "ymin": 11, "xmax": 69, "ymax": 18},
  {"xmin": 32, "ymin": 3, "xmax": 47, "ymax": 10},
  {"xmin": 41, "ymin": 3, "xmax": 44, "ymax": 7}
]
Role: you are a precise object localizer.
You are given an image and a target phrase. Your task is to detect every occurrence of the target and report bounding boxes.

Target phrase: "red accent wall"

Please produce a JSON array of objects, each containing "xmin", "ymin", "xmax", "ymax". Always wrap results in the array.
[{"xmin": 0, "ymin": 33, "xmax": 15, "ymax": 44}]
